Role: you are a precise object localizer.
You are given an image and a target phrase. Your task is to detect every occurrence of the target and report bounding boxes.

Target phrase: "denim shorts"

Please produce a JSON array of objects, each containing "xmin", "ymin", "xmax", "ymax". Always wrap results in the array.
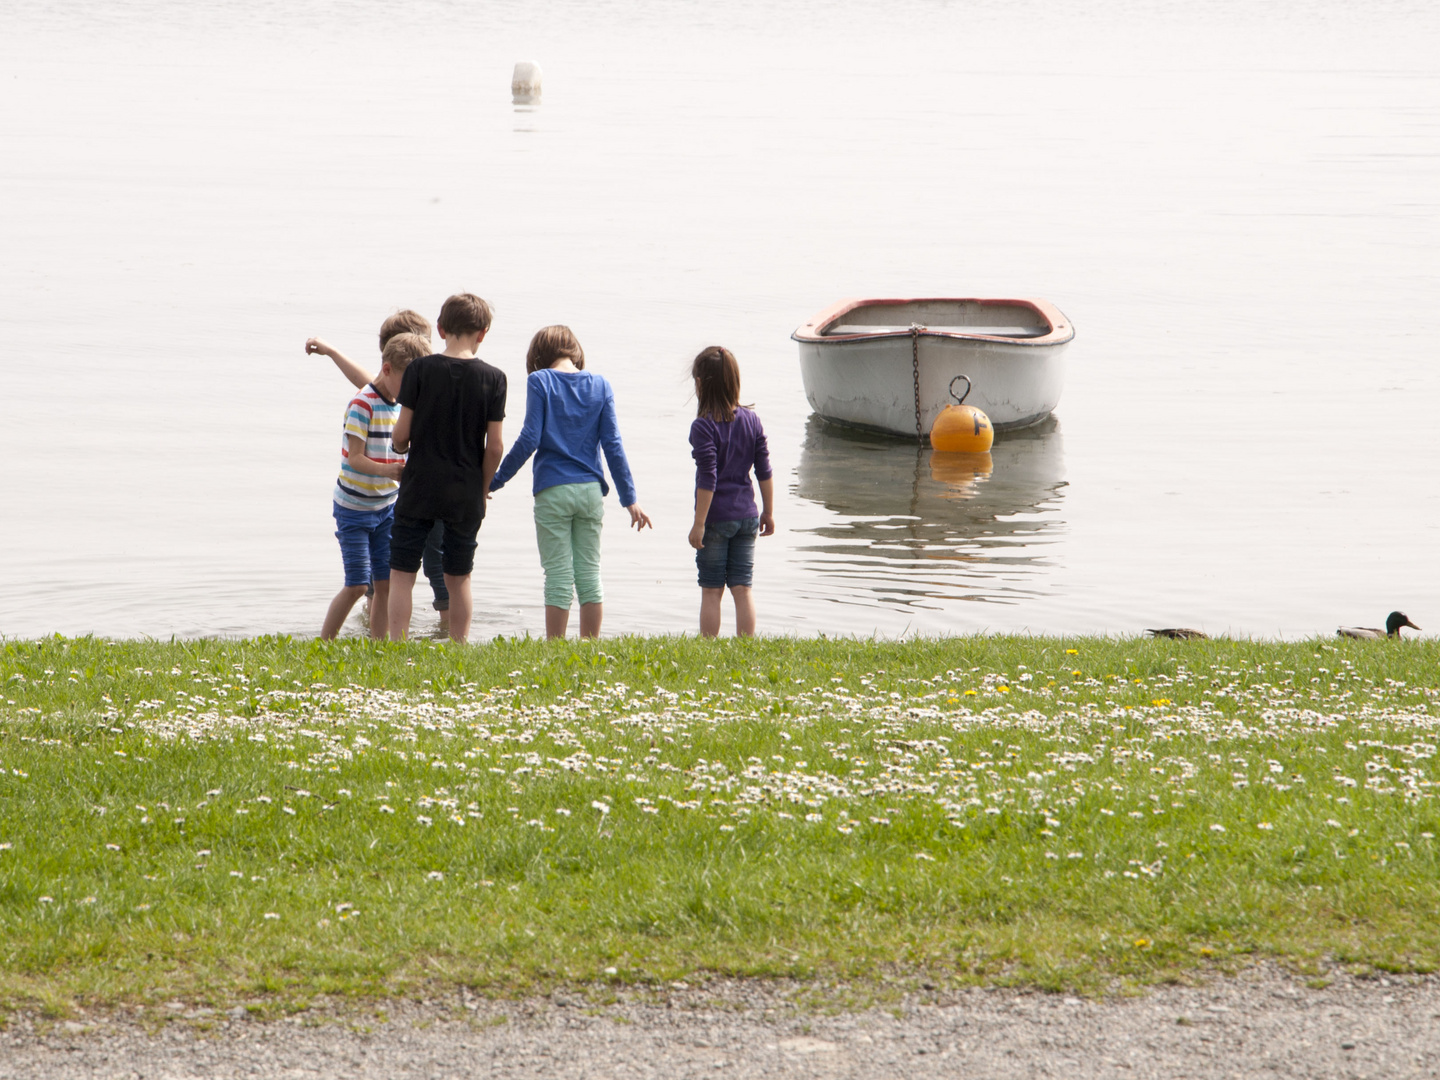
[
  {"xmin": 421, "ymin": 520, "xmax": 449, "ymax": 610},
  {"xmin": 696, "ymin": 516, "xmax": 759, "ymax": 589},
  {"xmin": 333, "ymin": 502, "xmax": 394, "ymax": 587},
  {"xmin": 390, "ymin": 513, "xmax": 481, "ymax": 577}
]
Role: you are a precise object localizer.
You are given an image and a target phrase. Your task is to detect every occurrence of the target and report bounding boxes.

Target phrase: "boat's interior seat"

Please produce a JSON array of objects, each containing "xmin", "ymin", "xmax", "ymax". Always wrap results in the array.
[{"xmin": 824, "ymin": 323, "xmax": 1051, "ymax": 338}]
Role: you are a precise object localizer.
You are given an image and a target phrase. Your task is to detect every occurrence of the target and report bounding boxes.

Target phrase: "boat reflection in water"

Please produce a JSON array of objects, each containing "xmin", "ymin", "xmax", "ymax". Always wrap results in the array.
[{"xmin": 790, "ymin": 415, "xmax": 1067, "ymax": 613}]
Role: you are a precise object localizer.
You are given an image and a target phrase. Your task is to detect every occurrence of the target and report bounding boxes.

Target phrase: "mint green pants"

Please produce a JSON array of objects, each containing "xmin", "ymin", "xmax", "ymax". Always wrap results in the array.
[{"xmin": 534, "ymin": 482, "xmax": 605, "ymax": 608}]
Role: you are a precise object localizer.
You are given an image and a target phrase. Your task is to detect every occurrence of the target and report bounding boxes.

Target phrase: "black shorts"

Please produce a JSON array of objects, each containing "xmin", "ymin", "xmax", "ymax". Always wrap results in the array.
[{"xmin": 390, "ymin": 513, "xmax": 482, "ymax": 577}]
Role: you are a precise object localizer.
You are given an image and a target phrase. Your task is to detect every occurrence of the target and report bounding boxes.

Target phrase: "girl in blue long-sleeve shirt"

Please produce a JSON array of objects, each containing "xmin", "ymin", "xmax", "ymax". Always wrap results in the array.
[{"xmin": 490, "ymin": 326, "xmax": 651, "ymax": 638}]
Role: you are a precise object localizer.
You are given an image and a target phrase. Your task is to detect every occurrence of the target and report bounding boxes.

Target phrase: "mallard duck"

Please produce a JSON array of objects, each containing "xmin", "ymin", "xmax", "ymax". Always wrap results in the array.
[
  {"xmin": 1337, "ymin": 611, "xmax": 1420, "ymax": 640},
  {"xmin": 1147, "ymin": 628, "xmax": 1208, "ymax": 641}
]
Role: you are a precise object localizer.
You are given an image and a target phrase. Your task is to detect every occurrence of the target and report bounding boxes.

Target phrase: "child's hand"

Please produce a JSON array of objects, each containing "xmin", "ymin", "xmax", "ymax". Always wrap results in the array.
[
  {"xmin": 305, "ymin": 337, "xmax": 334, "ymax": 357},
  {"xmin": 688, "ymin": 522, "xmax": 705, "ymax": 550},
  {"xmin": 382, "ymin": 462, "xmax": 405, "ymax": 481},
  {"xmin": 626, "ymin": 504, "xmax": 653, "ymax": 532},
  {"xmin": 759, "ymin": 512, "xmax": 776, "ymax": 537}
]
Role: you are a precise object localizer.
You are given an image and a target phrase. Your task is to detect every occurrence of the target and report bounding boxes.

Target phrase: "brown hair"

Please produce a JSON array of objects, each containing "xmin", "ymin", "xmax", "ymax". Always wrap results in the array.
[
  {"xmin": 692, "ymin": 345, "xmax": 741, "ymax": 422},
  {"xmin": 380, "ymin": 332, "xmax": 430, "ymax": 374},
  {"xmin": 526, "ymin": 325, "xmax": 586, "ymax": 374},
  {"xmin": 378, "ymin": 309, "xmax": 431, "ymax": 350},
  {"xmin": 436, "ymin": 293, "xmax": 493, "ymax": 337}
]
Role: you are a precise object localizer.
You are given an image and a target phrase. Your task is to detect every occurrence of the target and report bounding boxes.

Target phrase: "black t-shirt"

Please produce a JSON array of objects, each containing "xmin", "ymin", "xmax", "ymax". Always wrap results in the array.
[{"xmin": 395, "ymin": 353, "xmax": 507, "ymax": 521}]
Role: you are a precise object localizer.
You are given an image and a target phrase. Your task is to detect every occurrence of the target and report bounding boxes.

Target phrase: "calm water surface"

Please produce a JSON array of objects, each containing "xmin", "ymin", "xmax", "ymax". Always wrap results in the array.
[{"xmin": 2, "ymin": 0, "xmax": 1438, "ymax": 640}]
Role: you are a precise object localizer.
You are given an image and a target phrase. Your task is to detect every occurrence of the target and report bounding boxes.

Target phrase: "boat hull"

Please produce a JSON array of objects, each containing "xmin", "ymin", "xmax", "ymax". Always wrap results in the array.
[{"xmin": 792, "ymin": 298, "xmax": 1072, "ymax": 437}]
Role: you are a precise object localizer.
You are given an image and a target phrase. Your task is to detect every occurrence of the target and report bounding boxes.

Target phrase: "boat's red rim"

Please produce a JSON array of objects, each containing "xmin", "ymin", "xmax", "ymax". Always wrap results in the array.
[{"xmin": 790, "ymin": 297, "xmax": 1074, "ymax": 347}]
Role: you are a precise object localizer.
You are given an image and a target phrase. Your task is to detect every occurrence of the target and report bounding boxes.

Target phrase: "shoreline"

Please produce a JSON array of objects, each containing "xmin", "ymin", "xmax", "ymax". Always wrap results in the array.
[{"xmin": 2, "ymin": 628, "xmax": 1430, "ymax": 644}]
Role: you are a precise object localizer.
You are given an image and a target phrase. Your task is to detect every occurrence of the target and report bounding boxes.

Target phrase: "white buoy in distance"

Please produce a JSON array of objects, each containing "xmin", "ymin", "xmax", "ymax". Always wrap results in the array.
[{"xmin": 512, "ymin": 61, "xmax": 542, "ymax": 104}]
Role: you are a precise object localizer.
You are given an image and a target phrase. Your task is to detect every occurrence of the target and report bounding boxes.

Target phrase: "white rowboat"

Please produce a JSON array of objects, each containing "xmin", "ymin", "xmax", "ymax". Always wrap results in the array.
[{"xmin": 792, "ymin": 297, "xmax": 1074, "ymax": 437}]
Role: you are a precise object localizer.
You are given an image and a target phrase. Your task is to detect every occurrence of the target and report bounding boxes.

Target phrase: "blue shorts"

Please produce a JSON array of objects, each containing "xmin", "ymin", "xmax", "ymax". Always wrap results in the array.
[
  {"xmin": 422, "ymin": 520, "xmax": 449, "ymax": 610},
  {"xmin": 696, "ymin": 517, "xmax": 759, "ymax": 589},
  {"xmin": 334, "ymin": 503, "xmax": 394, "ymax": 587}
]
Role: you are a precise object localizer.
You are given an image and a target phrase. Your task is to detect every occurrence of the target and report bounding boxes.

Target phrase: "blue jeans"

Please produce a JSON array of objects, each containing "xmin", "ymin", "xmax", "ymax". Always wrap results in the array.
[
  {"xmin": 422, "ymin": 521, "xmax": 449, "ymax": 611},
  {"xmin": 695, "ymin": 517, "xmax": 759, "ymax": 589},
  {"xmin": 334, "ymin": 503, "xmax": 394, "ymax": 587}
]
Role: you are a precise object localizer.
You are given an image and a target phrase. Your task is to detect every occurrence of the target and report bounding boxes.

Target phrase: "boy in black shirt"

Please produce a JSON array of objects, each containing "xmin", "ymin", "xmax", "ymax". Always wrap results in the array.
[{"xmin": 387, "ymin": 293, "xmax": 507, "ymax": 643}]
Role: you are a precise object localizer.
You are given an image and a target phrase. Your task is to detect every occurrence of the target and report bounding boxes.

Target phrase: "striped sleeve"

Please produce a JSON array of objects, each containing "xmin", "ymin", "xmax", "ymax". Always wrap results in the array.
[
  {"xmin": 343, "ymin": 397, "xmax": 374, "ymax": 443},
  {"xmin": 334, "ymin": 387, "xmax": 402, "ymax": 511}
]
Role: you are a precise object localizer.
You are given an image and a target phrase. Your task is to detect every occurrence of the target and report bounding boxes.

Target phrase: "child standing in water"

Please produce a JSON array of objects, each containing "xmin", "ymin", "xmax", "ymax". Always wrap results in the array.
[
  {"xmin": 687, "ymin": 346, "xmax": 774, "ymax": 637},
  {"xmin": 489, "ymin": 325, "xmax": 651, "ymax": 638},
  {"xmin": 314, "ymin": 331, "xmax": 431, "ymax": 639},
  {"xmin": 307, "ymin": 310, "xmax": 452, "ymax": 635},
  {"xmin": 387, "ymin": 293, "xmax": 507, "ymax": 644}
]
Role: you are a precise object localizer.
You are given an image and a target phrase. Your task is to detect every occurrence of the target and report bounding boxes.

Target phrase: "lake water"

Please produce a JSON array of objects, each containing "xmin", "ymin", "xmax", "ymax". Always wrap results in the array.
[{"xmin": 3, "ymin": 0, "xmax": 1438, "ymax": 641}]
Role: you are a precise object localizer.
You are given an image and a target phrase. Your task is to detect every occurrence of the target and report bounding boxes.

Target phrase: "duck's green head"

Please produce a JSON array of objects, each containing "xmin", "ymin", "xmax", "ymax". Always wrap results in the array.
[{"xmin": 1386, "ymin": 611, "xmax": 1420, "ymax": 636}]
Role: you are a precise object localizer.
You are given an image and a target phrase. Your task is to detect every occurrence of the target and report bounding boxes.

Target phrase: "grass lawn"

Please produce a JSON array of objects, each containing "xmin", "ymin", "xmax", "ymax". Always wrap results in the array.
[{"xmin": 1, "ymin": 632, "xmax": 1438, "ymax": 1010}]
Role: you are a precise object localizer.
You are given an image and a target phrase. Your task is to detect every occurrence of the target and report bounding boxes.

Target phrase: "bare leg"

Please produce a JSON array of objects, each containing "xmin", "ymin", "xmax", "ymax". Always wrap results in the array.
[
  {"xmin": 368, "ymin": 579, "xmax": 390, "ymax": 640},
  {"xmin": 545, "ymin": 605, "xmax": 570, "ymax": 639},
  {"xmin": 579, "ymin": 602, "xmax": 602, "ymax": 639},
  {"xmin": 699, "ymin": 587, "xmax": 724, "ymax": 638},
  {"xmin": 322, "ymin": 584, "xmax": 369, "ymax": 640},
  {"xmin": 438, "ymin": 609, "xmax": 450, "ymax": 635},
  {"xmin": 445, "ymin": 573, "xmax": 472, "ymax": 643},
  {"xmin": 388, "ymin": 571, "xmax": 417, "ymax": 641},
  {"xmin": 731, "ymin": 586, "xmax": 756, "ymax": 637}
]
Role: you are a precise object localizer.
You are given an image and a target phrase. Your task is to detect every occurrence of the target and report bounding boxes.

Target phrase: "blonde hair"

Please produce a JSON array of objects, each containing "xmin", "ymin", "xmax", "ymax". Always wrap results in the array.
[
  {"xmin": 378, "ymin": 309, "xmax": 431, "ymax": 349},
  {"xmin": 380, "ymin": 332, "xmax": 430, "ymax": 374},
  {"xmin": 691, "ymin": 345, "xmax": 740, "ymax": 422},
  {"xmin": 526, "ymin": 325, "xmax": 586, "ymax": 374}
]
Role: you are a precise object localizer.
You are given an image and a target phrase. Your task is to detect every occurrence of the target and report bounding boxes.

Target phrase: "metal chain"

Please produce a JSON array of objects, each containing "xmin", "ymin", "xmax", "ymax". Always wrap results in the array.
[{"xmin": 910, "ymin": 324, "xmax": 923, "ymax": 443}]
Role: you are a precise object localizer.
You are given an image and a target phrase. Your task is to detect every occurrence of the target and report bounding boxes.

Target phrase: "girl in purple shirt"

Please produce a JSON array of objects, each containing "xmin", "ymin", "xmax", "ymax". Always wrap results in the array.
[{"xmin": 687, "ymin": 346, "xmax": 775, "ymax": 637}]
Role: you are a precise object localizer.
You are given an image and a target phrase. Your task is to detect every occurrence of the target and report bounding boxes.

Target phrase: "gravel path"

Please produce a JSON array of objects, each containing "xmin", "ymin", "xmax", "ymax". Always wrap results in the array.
[{"xmin": 4, "ymin": 969, "xmax": 1438, "ymax": 1079}]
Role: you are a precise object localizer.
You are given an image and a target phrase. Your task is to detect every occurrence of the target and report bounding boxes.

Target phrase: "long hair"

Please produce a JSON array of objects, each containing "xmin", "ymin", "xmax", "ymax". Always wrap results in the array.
[
  {"xmin": 526, "ymin": 325, "xmax": 586, "ymax": 374},
  {"xmin": 691, "ymin": 345, "xmax": 740, "ymax": 422}
]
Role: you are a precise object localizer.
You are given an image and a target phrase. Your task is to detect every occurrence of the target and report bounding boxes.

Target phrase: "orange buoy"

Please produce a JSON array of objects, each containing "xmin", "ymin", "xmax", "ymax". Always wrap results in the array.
[{"xmin": 929, "ymin": 375, "xmax": 994, "ymax": 452}]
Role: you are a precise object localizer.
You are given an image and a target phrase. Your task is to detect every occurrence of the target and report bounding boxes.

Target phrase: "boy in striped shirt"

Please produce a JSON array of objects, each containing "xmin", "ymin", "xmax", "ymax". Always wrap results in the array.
[
  {"xmin": 313, "ymin": 331, "xmax": 430, "ymax": 638},
  {"xmin": 308, "ymin": 310, "xmax": 454, "ymax": 635}
]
